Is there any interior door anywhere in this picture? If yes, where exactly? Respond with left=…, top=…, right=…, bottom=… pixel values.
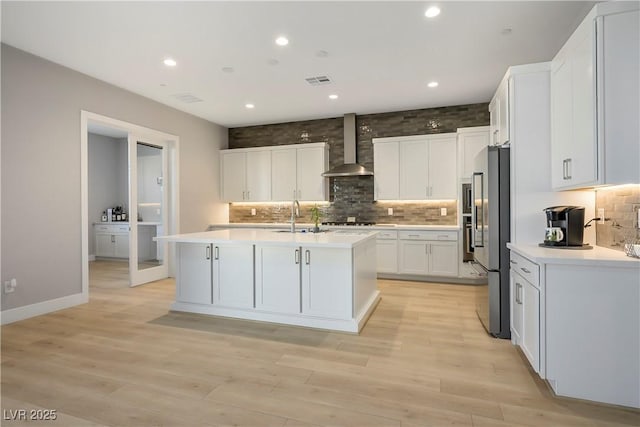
left=128, top=135, right=169, bottom=286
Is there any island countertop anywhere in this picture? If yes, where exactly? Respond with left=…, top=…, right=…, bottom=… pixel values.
left=156, top=228, right=378, bottom=248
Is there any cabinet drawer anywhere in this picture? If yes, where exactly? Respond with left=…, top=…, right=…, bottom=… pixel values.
left=376, top=230, right=398, bottom=240
left=510, top=252, right=539, bottom=288
left=94, top=224, right=129, bottom=233
left=398, top=230, right=457, bottom=241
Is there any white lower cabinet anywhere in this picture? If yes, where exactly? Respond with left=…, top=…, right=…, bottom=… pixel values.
left=376, top=230, right=398, bottom=274
left=255, top=245, right=301, bottom=314
left=176, top=243, right=212, bottom=304
left=398, top=231, right=459, bottom=277
left=509, top=252, right=540, bottom=373
left=301, top=246, right=352, bottom=319
left=212, top=243, right=254, bottom=309
left=94, top=224, right=129, bottom=258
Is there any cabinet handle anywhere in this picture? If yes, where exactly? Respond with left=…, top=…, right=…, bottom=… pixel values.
left=510, top=259, right=518, bottom=265
left=493, top=130, right=499, bottom=145
left=214, top=246, right=219, bottom=260
left=408, top=234, right=420, bottom=238
left=520, top=267, right=531, bottom=274
left=515, top=282, right=521, bottom=304
left=247, top=190, right=251, bottom=200
left=305, top=250, right=310, bottom=265
left=295, top=249, right=300, bottom=264
left=206, top=246, right=211, bottom=260
left=566, top=158, right=572, bottom=180
left=242, top=191, right=246, bottom=200
left=298, top=189, right=302, bottom=199
left=111, top=235, right=115, bottom=243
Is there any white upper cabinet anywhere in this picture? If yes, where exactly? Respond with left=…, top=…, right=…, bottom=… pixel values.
left=373, top=133, right=457, bottom=201
left=220, top=149, right=271, bottom=202
left=373, top=141, right=399, bottom=200
left=489, top=78, right=510, bottom=146
left=221, top=143, right=328, bottom=202
left=457, top=126, right=490, bottom=180
left=551, top=2, right=639, bottom=190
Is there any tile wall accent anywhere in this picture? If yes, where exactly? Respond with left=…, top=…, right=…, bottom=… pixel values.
left=595, top=185, right=640, bottom=251
left=228, top=103, right=488, bottom=225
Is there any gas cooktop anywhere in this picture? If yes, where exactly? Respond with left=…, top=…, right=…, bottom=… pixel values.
left=321, top=221, right=376, bottom=226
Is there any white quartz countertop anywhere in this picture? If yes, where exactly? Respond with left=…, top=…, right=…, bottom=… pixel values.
left=508, top=243, right=640, bottom=268
left=156, top=228, right=378, bottom=248
left=207, top=222, right=460, bottom=231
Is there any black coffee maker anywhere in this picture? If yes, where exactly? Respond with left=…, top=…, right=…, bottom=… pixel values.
left=543, top=206, right=585, bottom=247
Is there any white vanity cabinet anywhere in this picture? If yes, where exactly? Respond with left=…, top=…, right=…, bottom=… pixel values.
left=94, top=224, right=129, bottom=258
left=220, top=149, right=272, bottom=202
left=398, top=231, right=458, bottom=277
left=551, top=2, right=639, bottom=190
left=373, top=133, right=457, bottom=201
left=509, top=252, right=540, bottom=373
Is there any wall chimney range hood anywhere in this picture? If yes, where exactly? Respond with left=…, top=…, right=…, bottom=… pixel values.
left=322, top=113, right=374, bottom=177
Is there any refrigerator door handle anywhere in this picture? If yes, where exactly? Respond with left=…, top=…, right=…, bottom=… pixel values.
left=472, top=172, right=484, bottom=248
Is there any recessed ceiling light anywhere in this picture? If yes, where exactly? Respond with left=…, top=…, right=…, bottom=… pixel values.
left=245, top=103, right=255, bottom=109
left=501, top=27, right=513, bottom=36
left=424, top=6, right=441, bottom=18
left=267, top=58, right=279, bottom=66
left=221, top=66, right=234, bottom=73
left=275, top=36, right=289, bottom=46
left=163, top=58, right=177, bottom=67
left=329, top=94, right=339, bottom=100
left=316, top=50, right=329, bottom=58
left=427, top=81, right=439, bottom=88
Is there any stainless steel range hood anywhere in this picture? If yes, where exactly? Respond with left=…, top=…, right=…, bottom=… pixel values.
left=322, top=113, right=374, bottom=177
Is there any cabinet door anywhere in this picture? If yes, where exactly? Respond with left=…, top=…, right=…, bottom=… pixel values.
left=510, top=270, right=523, bottom=345
left=301, top=247, right=352, bottom=319
left=296, top=146, right=327, bottom=201
left=213, top=243, right=254, bottom=309
left=551, top=56, right=573, bottom=189
left=271, top=148, right=297, bottom=201
left=95, top=233, right=114, bottom=257
left=376, top=240, right=398, bottom=273
left=428, top=135, right=457, bottom=199
left=255, top=245, right=301, bottom=313
left=497, top=80, right=510, bottom=145
left=522, top=280, right=540, bottom=372
left=460, top=130, right=489, bottom=179
left=428, top=241, right=458, bottom=276
left=398, top=240, right=429, bottom=274
left=373, top=142, right=399, bottom=200
left=246, top=150, right=271, bottom=202
left=221, top=151, right=246, bottom=201
left=114, top=233, right=130, bottom=259
left=399, top=140, right=428, bottom=200
left=489, top=98, right=500, bottom=146
left=177, top=243, right=212, bottom=304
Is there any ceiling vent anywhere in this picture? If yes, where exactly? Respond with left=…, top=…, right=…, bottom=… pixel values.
left=305, top=75, right=333, bottom=86
left=171, top=93, right=204, bottom=103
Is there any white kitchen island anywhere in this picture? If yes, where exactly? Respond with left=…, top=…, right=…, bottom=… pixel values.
left=156, top=228, right=379, bottom=333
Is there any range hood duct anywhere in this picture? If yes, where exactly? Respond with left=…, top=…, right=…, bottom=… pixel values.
left=322, top=113, right=374, bottom=177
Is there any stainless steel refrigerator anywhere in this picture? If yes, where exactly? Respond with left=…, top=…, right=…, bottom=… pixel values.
left=472, top=146, right=510, bottom=339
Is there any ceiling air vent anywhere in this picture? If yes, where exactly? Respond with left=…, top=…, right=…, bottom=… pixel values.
left=305, top=75, right=333, bottom=86
left=171, top=93, right=204, bottom=103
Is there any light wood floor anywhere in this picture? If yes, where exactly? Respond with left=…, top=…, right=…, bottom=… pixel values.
left=1, top=262, right=638, bottom=426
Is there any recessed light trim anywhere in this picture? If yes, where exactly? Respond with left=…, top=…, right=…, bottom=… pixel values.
left=329, top=94, right=339, bottom=100
left=427, top=81, right=439, bottom=88
left=245, top=103, right=255, bottom=109
left=163, top=58, right=177, bottom=67
left=425, top=6, right=441, bottom=18
left=275, top=36, right=289, bottom=46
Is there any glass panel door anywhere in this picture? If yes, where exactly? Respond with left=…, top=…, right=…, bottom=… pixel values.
left=128, top=135, right=169, bottom=286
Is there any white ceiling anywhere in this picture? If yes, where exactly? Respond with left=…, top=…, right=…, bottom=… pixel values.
left=1, top=1, right=595, bottom=128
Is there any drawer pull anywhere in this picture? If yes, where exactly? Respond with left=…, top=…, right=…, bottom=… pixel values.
left=408, top=234, right=420, bottom=238
left=510, top=259, right=518, bottom=264
left=520, top=267, right=531, bottom=274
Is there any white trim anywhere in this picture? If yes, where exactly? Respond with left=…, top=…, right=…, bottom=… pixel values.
left=220, top=141, right=327, bottom=154
left=1, top=293, right=87, bottom=325
left=88, top=254, right=96, bottom=262
left=81, top=111, right=180, bottom=297
left=372, top=132, right=458, bottom=145
left=456, top=125, right=490, bottom=134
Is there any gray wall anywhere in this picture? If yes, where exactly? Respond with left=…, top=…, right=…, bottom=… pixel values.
left=87, top=134, right=128, bottom=256
left=1, top=44, right=228, bottom=311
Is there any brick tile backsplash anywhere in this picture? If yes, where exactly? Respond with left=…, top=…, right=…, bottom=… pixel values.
left=228, top=103, right=488, bottom=225
left=595, top=185, right=640, bottom=251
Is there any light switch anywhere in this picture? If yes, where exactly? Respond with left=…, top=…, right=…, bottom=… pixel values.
left=440, top=208, right=447, bottom=216
left=347, top=216, right=356, bottom=223
left=387, top=208, right=393, bottom=216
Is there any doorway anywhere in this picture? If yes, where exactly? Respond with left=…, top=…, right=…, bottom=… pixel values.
left=81, top=111, right=179, bottom=297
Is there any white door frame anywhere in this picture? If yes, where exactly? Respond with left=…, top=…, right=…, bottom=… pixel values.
left=80, top=111, right=180, bottom=297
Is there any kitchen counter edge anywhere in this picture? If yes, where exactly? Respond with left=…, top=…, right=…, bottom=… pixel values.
left=507, top=243, right=640, bottom=268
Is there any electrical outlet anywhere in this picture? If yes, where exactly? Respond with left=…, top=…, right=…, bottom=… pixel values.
left=440, top=207, right=447, bottom=216
left=387, top=208, right=393, bottom=216
left=347, top=216, right=356, bottom=223
left=598, top=208, right=605, bottom=224
left=251, top=208, right=256, bottom=216
left=4, top=278, right=16, bottom=294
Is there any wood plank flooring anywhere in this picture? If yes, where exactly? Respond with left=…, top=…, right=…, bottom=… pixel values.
left=1, top=261, right=638, bottom=426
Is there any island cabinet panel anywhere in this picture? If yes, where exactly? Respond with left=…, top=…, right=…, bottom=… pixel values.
left=301, top=247, right=352, bottom=319
left=255, top=245, right=301, bottom=314
left=212, top=243, right=254, bottom=309
left=177, top=243, right=212, bottom=304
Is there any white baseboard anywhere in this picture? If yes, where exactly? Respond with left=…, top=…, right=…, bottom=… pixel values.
left=88, top=254, right=96, bottom=262
left=1, top=293, right=87, bottom=325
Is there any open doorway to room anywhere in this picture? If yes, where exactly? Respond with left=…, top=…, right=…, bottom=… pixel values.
left=81, top=111, right=179, bottom=296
